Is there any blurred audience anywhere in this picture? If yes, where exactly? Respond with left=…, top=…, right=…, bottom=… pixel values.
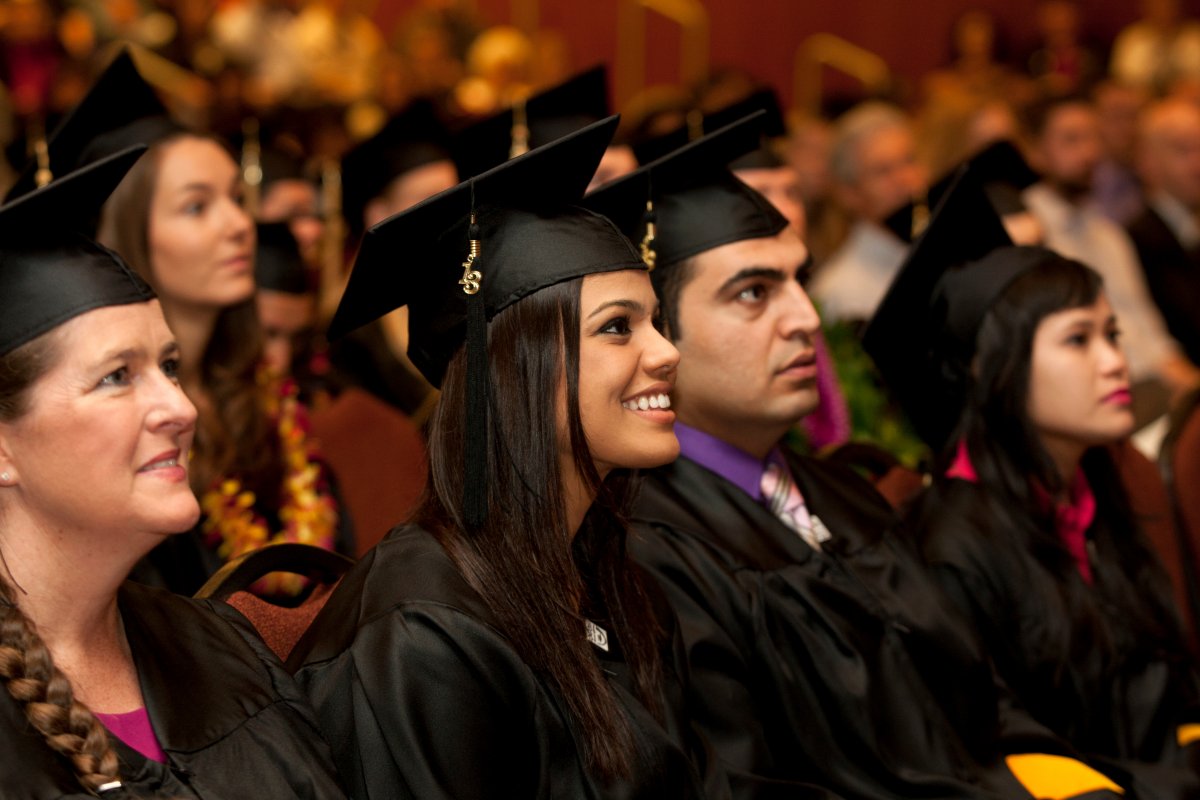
left=810, top=102, right=926, bottom=323
left=1128, top=97, right=1200, bottom=367
left=1092, top=79, right=1150, bottom=225
left=1111, top=0, right=1200, bottom=96
left=1021, top=93, right=1200, bottom=415
left=1025, top=0, right=1102, bottom=97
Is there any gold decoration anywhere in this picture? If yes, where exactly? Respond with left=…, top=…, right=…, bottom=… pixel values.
left=33, top=137, right=52, bottom=188
left=200, top=369, right=339, bottom=596
left=640, top=200, right=657, bottom=270
left=510, top=99, right=530, bottom=159
left=240, top=118, right=262, bottom=216
left=459, top=213, right=483, bottom=295
left=911, top=194, right=930, bottom=239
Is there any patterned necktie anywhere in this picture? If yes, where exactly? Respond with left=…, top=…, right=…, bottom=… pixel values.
left=760, top=461, right=830, bottom=550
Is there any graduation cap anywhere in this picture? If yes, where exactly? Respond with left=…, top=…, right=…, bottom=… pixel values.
left=5, top=49, right=178, bottom=202
left=706, top=88, right=788, bottom=171
left=1, top=146, right=154, bottom=357
left=452, top=65, right=610, bottom=179
left=584, top=111, right=786, bottom=281
left=883, top=139, right=1040, bottom=243
left=862, top=161, right=1047, bottom=453
left=331, top=115, right=640, bottom=526
left=255, top=222, right=311, bottom=295
left=341, top=99, right=455, bottom=237
left=630, top=86, right=788, bottom=167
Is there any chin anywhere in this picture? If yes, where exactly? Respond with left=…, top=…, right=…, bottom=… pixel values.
left=602, top=437, right=681, bottom=472
left=161, top=502, right=202, bottom=533
left=217, top=278, right=258, bottom=307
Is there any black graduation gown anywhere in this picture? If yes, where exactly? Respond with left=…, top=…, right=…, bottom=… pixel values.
left=629, top=453, right=1108, bottom=800
left=0, top=581, right=345, bottom=799
left=913, top=478, right=1200, bottom=799
left=1126, top=207, right=1200, bottom=366
left=287, top=524, right=721, bottom=800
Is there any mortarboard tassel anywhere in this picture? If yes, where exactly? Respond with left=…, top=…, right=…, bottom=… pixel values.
left=639, top=199, right=657, bottom=270
left=33, top=126, right=52, bottom=189
left=461, top=211, right=488, bottom=527
left=510, top=99, right=530, bottom=160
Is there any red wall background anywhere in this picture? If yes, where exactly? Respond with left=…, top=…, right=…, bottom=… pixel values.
left=375, top=0, right=1192, bottom=110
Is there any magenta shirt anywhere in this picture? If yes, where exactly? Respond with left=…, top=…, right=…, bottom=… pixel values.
left=947, top=440, right=1096, bottom=584
left=95, top=708, right=167, bottom=764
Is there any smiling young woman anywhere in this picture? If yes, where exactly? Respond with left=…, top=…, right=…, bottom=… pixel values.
left=287, top=119, right=722, bottom=800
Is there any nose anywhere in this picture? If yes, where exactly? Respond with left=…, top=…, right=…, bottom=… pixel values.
left=226, top=195, right=254, bottom=242
left=644, top=325, right=681, bottom=380
left=779, top=280, right=821, bottom=341
left=1100, top=330, right=1129, bottom=378
left=148, top=372, right=198, bottom=435
left=1099, top=335, right=1128, bottom=376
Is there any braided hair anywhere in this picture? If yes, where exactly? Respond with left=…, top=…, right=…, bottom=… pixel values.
left=0, top=329, right=125, bottom=796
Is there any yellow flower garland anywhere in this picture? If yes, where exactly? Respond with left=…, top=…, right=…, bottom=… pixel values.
left=200, top=370, right=339, bottom=596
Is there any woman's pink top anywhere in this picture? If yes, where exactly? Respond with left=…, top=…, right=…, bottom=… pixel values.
left=95, top=707, right=167, bottom=763
left=946, top=440, right=1096, bottom=584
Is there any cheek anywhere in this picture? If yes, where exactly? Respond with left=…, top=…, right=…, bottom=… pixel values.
left=150, top=222, right=204, bottom=292
left=1027, top=353, right=1083, bottom=428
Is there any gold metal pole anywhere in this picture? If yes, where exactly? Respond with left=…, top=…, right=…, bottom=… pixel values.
left=617, top=0, right=709, bottom=107
left=793, top=33, right=891, bottom=117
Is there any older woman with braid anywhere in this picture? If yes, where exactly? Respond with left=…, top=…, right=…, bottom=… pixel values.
left=0, top=153, right=345, bottom=797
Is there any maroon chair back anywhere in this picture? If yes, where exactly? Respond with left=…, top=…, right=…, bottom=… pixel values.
left=1159, top=389, right=1200, bottom=650
left=310, top=388, right=427, bottom=556
left=195, top=543, right=354, bottom=661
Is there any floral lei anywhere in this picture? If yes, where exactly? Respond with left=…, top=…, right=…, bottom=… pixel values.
left=200, top=368, right=339, bottom=595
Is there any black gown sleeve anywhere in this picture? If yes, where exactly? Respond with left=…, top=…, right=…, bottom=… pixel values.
left=631, top=522, right=847, bottom=799
left=295, top=602, right=552, bottom=800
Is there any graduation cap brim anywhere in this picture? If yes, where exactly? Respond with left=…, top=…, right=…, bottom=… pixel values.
left=631, top=87, right=788, bottom=167
left=0, top=146, right=147, bottom=236
left=704, top=88, right=787, bottom=138
left=884, top=140, right=1040, bottom=243
left=330, top=115, right=632, bottom=356
left=585, top=110, right=787, bottom=268
left=341, top=99, right=455, bottom=229
left=1, top=145, right=154, bottom=356
left=862, top=165, right=1014, bottom=452
left=6, top=49, right=173, bottom=202
left=453, top=65, right=610, bottom=179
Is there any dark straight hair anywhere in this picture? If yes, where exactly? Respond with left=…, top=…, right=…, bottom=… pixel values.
left=952, top=257, right=1185, bottom=679
left=415, top=276, right=665, bottom=782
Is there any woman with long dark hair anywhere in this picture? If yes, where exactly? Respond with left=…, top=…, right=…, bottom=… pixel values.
left=868, top=173, right=1200, bottom=796
left=287, top=119, right=721, bottom=799
left=0, top=151, right=344, bottom=798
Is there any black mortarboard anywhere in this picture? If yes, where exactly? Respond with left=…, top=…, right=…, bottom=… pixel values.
left=706, top=88, right=788, bottom=171
left=255, top=222, right=311, bottom=295
left=341, top=99, right=455, bottom=237
left=1, top=146, right=155, bottom=357
left=584, top=111, right=787, bottom=283
left=331, top=115, right=639, bottom=526
left=452, top=65, right=610, bottom=179
left=862, top=164, right=1028, bottom=452
left=6, top=49, right=179, bottom=202
left=883, top=139, right=1040, bottom=243
left=630, top=86, right=788, bottom=166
